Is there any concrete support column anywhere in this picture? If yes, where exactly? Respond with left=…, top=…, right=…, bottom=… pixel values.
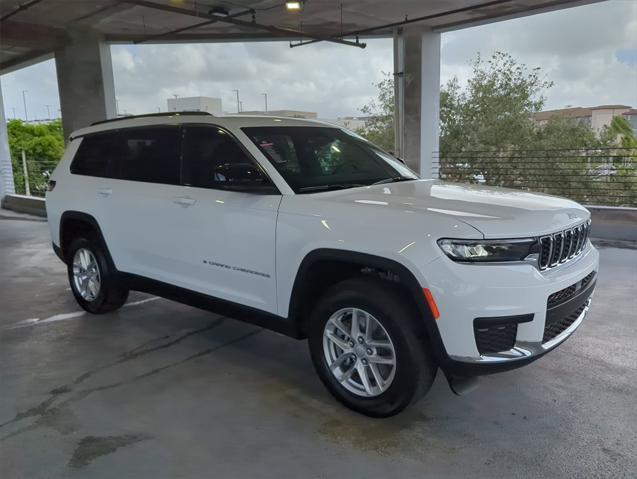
left=0, top=81, right=16, bottom=199
left=393, top=26, right=441, bottom=178
left=55, top=29, right=116, bottom=139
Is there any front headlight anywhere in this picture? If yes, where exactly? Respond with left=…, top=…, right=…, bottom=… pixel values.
left=437, top=238, right=538, bottom=263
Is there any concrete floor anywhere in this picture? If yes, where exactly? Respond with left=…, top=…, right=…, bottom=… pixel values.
left=0, top=211, right=636, bottom=479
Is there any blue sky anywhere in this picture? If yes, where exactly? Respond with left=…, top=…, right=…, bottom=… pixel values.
left=616, top=48, right=637, bottom=66
left=2, top=0, right=636, bottom=120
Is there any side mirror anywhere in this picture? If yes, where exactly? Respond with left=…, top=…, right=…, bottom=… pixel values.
left=213, top=163, right=278, bottom=193
left=214, top=162, right=268, bottom=184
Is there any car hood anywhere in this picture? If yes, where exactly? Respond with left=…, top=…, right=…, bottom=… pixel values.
left=311, top=179, right=590, bottom=238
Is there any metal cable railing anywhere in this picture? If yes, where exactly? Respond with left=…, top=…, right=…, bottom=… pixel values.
left=14, top=148, right=637, bottom=207
left=433, top=147, right=637, bottom=207
left=13, top=155, right=58, bottom=198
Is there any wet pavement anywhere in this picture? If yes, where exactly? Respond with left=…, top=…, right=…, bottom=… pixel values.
left=1, top=211, right=636, bottom=478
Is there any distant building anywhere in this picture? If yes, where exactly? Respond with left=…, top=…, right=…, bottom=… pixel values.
left=167, top=96, right=223, bottom=115
left=532, top=105, right=632, bottom=134
left=321, top=117, right=369, bottom=131
left=238, top=110, right=317, bottom=119
left=622, top=109, right=637, bottom=136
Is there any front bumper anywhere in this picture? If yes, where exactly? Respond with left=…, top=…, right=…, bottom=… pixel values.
left=423, top=242, right=599, bottom=377
left=451, top=276, right=594, bottom=368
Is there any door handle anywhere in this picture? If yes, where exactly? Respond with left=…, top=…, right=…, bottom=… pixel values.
left=173, top=196, right=196, bottom=207
left=98, top=188, right=112, bottom=198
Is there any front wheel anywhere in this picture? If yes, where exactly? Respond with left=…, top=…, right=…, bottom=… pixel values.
left=67, top=236, right=129, bottom=314
left=308, top=278, right=437, bottom=417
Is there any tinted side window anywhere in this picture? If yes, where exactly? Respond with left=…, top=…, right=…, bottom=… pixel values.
left=71, top=127, right=180, bottom=185
left=118, top=127, right=180, bottom=185
left=71, top=132, right=122, bottom=178
left=181, top=126, right=271, bottom=190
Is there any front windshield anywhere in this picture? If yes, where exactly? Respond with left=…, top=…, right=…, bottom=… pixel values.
left=242, top=126, right=418, bottom=193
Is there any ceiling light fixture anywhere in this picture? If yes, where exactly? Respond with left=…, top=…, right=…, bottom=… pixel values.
left=285, top=1, right=302, bottom=12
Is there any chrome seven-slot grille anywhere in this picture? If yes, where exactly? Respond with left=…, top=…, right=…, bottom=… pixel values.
left=539, top=220, right=591, bottom=270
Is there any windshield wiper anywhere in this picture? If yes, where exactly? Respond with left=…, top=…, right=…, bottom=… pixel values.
left=371, top=176, right=413, bottom=185
left=298, top=183, right=366, bottom=193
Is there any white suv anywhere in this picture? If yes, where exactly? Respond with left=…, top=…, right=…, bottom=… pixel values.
left=46, top=112, right=599, bottom=417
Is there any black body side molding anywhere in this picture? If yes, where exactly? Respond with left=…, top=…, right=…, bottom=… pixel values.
left=56, top=211, right=302, bottom=338
left=119, top=273, right=303, bottom=338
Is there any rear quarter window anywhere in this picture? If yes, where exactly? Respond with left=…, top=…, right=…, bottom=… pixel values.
left=70, top=131, right=121, bottom=178
left=70, top=127, right=180, bottom=185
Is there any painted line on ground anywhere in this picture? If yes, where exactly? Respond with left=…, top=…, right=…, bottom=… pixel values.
left=4, top=297, right=161, bottom=330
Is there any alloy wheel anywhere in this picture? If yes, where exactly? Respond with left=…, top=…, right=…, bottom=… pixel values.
left=322, top=307, right=397, bottom=397
left=72, top=248, right=101, bottom=302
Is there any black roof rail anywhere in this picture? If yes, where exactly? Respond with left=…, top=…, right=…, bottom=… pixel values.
left=90, top=111, right=213, bottom=127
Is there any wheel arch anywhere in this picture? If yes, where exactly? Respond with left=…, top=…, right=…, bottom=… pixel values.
left=59, top=211, right=115, bottom=269
left=288, top=249, right=447, bottom=364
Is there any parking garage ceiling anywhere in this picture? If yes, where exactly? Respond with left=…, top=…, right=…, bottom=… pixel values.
left=0, top=0, right=599, bottom=73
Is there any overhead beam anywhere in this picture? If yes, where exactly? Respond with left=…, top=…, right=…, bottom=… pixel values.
left=0, top=20, right=66, bottom=49
left=134, top=8, right=254, bottom=44
left=117, top=0, right=365, bottom=48
left=432, top=0, right=603, bottom=32
left=0, top=50, right=53, bottom=75
left=289, top=0, right=515, bottom=48
left=71, top=2, right=135, bottom=25
left=107, top=32, right=295, bottom=44
left=0, top=0, right=45, bottom=23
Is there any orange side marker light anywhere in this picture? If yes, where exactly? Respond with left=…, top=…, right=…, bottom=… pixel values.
left=423, top=288, right=440, bottom=320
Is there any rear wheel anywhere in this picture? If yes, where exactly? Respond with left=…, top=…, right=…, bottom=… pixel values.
left=308, top=278, right=437, bottom=417
left=67, top=236, right=129, bottom=314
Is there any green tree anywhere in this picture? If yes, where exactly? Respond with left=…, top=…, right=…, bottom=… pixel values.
left=356, top=52, right=635, bottom=205
left=7, top=119, right=64, bottom=196
left=596, top=116, right=637, bottom=206
left=438, top=52, right=559, bottom=187
left=355, top=72, right=395, bottom=151
left=531, top=117, right=599, bottom=150
left=357, top=52, right=558, bottom=155
left=600, top=116, right=637, bottom=148
left=440, top=52, right=552, bottom=153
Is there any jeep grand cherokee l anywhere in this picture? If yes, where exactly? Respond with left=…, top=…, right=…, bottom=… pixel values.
left=46, top=112, right=598, bottom=417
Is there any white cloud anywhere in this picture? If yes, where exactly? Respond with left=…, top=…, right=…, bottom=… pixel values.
left=1, top=0, right=635, bottom=121
left=109, top=39, right=393, bottom=117
left=1, top=60, right=59, bottom=120
left=440, top=0, right=637, bottom=109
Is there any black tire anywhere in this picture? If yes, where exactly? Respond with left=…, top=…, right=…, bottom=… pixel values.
left=308, top=277, right=437, bottom=417
left=66, top=236, right=129, bottom=314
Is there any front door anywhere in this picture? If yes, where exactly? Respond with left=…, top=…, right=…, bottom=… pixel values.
left=169, top=124, right=281, bottom=314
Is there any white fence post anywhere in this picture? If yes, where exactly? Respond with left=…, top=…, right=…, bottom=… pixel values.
left=21, top=150, right=30, bottom=196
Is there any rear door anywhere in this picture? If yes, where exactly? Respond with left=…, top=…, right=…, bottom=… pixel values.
left=66, top=132, right=123, bottom=253
left=171, top=124, right=281, bottom=313
left=98, top=126, right=185, bottom=280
